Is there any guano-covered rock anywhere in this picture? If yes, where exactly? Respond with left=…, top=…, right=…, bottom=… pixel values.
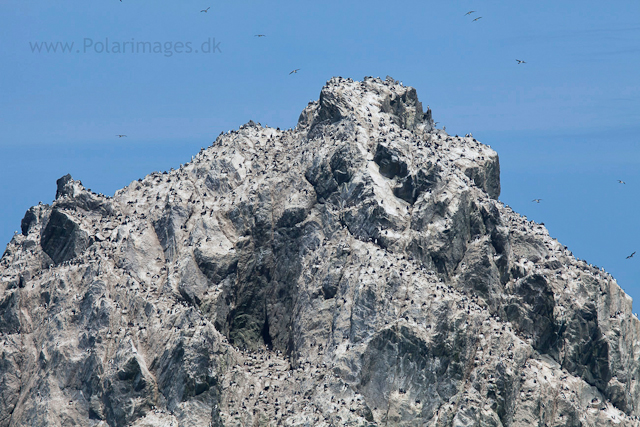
left=1, top=76, right=639, bottom=426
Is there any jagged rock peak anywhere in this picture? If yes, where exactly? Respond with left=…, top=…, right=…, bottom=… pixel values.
left=1, top=76, right=639, bottom=427
left=55, top=173, right=83, bottom=199
left=298, top=75, right=434, bottom=131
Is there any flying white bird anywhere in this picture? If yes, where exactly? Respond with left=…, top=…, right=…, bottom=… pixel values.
left=116, top=135, right=127, bottom=138
left=516, top=59, right=526, bottom=64
left=618, top=180, right=626, bottom=184
left=255, top=34, right=266, bottom=37
left=532, top=199, right=542, bottom=203
left=289, top=69, right=300, bottom=75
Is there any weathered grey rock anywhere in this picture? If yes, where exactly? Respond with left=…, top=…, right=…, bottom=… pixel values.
left=1, top=76, right=639, bottom=426
left=41, top=207, right=94, bottom=266
left=56, top=173, right=115, bottom=216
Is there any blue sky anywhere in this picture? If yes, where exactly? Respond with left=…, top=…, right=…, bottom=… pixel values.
left=1, top=1, right=639, bottom=305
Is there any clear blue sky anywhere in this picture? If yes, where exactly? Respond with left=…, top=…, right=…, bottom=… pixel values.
left=1, top=1, right=639, bottom=305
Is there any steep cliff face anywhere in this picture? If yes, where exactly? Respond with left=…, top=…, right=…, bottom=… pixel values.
left=1, top=76, right=639, bottom=426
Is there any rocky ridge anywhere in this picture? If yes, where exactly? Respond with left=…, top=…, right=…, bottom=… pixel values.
left=1, top=76, right=640, bottom=426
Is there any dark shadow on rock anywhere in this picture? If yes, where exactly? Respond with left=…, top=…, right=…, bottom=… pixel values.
left=41, top=208, right=93, bottom=266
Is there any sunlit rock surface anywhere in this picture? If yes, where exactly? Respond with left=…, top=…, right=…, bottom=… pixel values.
left=1, top=76, right=639, bottom=426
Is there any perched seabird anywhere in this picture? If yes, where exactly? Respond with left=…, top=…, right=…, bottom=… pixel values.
left=532, top=199, right=542, bottom=203
left=116, top=135, right=127, bottom=138
left=627, top=251, right=636, bottom=259
left=289, top=69, right=300, bottom=75
left=473, top=17, right=482, bottom=21
left=516, top=59, right=526, bottom=64
left=200, top=7, right=210, bottom=13
left=465, top=11, right=476, bottom=16
left=618, top=180, right=626, bottom=184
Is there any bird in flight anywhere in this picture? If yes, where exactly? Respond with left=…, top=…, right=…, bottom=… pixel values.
left=116, top=135, right=127, bottom=138
left=289, top=69, right=300, bottom=75
left=200, top=7, right=210, bottom=13
left=465, top=11, right=476, bottom=16
left=532, top=199, right=542, bottom=203
left=627, top=251, right=636, bottom=259
left=516, top=59, right=526, bottom=64
left=255, top=34, right=266, bottom=37
left=618, top=180, right=626, bottom=184
left=473, top=17, right=482, bottom=22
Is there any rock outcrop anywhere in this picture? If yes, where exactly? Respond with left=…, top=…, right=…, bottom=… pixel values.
left=1, top=76, right=639, bottom=426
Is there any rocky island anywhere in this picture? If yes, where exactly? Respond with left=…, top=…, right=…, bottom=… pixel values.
left=1, top=76, right=638, bottom=426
